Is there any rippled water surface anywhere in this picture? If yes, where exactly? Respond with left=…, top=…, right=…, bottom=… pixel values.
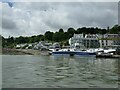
left=2, top=55, right=119, bottom=88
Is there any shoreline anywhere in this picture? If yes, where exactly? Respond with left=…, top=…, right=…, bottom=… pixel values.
left=1, top=48, right=120, bottom=58
left=1, top=48, right=43, bottom=55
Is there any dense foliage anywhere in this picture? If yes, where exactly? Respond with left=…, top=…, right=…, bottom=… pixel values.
left=1, top=25, right=120, bottom=48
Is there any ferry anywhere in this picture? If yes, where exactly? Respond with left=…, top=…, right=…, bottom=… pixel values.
left=50, top=48, right=96, bottom=56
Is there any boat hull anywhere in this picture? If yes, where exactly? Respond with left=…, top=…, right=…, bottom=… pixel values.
left=52, top=51, right=96, bottom=56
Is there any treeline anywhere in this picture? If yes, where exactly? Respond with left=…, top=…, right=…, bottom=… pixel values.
left=1, top=25, right=120, bottom=48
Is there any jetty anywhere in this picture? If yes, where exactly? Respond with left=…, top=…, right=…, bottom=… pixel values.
left=96, top=54, right=120, bottom=58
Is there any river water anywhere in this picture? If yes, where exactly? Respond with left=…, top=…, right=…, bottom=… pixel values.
left=2, top=55, right=119, bottom=88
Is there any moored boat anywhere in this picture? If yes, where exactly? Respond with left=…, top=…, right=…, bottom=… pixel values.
left=51, top=48, right=96, bottom=56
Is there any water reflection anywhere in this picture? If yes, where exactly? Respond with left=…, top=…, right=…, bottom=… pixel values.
left=2, top=55, right=119, bottom=88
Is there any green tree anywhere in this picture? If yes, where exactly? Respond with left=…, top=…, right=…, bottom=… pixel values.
left=15, top=36, right=26, bottom=44
left=101, top=29, right=107, bottom=34
left=44, top=31, right=54, bottom=41
left=59, top=28, right=64, bottom=33
left=67, top=28, right=75, bottom=38
left=41, top=35, right=45, bottom=41
left=109, top=25, right=120, bottom=34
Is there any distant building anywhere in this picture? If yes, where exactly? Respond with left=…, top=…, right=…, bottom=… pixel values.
left=16, top=43, right=27, bottom=49
left=69, top=34, right=120, bottom=49
left=98, top=34, right=120, bottom=48
left=69, top=34, right=100, bottom=48
left=53, top=42, right=60, bottom=48
left=16, top=45, right=21, bottom=48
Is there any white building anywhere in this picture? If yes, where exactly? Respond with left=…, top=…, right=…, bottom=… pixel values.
left=16, top=43, right=27, bottom=49
left=97, top=34, right=120, bottom=48
left=69, top=34, right=100, bottom=48
left=69, top=34, right=120, bottom=49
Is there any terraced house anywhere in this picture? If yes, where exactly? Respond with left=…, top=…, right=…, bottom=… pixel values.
left=69, top=34, right=120, bottom=49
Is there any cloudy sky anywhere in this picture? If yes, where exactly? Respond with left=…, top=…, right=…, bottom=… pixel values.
left=1, top=2, right=118, bottom=37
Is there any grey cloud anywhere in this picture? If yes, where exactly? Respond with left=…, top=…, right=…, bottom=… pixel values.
left=2, top=17, right=17, bottom=30
left=1, top=2, right=118, bottom=37
left=62, top=2, right=118, bottom=28
left=40, top=2, right=118, bottom=30
left=42, top=11, right=71, bottom=29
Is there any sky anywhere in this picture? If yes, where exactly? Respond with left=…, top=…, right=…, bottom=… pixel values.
left=1, top=1, right=119, bottom=37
